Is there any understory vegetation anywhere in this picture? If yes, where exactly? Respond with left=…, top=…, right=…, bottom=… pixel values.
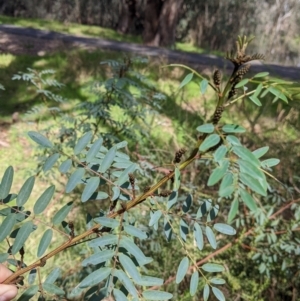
left=0, top=28, right=300, bottom=301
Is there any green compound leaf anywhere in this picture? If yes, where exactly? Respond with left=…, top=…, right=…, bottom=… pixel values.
left=249, top=95, right=262, bottom=106
left=119, top=253, right=141, bottom=282
left=94, top=217, right=120, bottom=229
left=52, top=201, right=73, bottom=225
left=200, top=79, right=209, bottom=94
left=228, top=198, right=239, bottom=223
left=199, top=134, right=221, bottom=152
left=142, top=290, right=173, bottom=300
left=253, top=72, right=269, bottom=78
left=17, top=176, right=35, bottom=207
left=190, top=271, right=199, bottom=296
left=43, top=153, right=60, bottom=172
left=12, top=221, right=34, bottom=255
left=59, top=159, right=72, bottom=174
left=269, top=87, right=288, bottom=103
left=235, top=78, right=249, bottom=88
left=205, top=226, right=217, bottom=249
left=79, top=267, right=111, bottom=288
left=81, top=177, right=100, bottom=202
left=237, top=159, right=266, bottom=181
left=239, top=189, right=257, bottom=211
left=196, top=123, right=214, bottom=133
left=261, top=158, right=280, bottom=168
left=203, top=284, right=210, bottom=301
left=42, top=283, right=65, bottom=296
left=213, top=223, right=236, bottom=235
left=0, top=214, right=16, bottom=242
left=86, top=137, right=103, bottom=162
left=34, top=185, right=55, bottom=215
left=194, top=222, right=204, bottom=250
left=28, top=131, right=53, bottom=148
left=113, top=269, right=138, bottom=298
left=123, top=225, right=147, bottom=239
left=0, top=166, right=14, bottom=199
left=176, top=256, right=189, bottom=284
left=202, top=263, right=224, bottom=272
left=233, top=145, right=260, bottom=166
left=212, top=286, right=225, bottom=301
left=210, top=278, right=226, bottom=285
left=82, top=250, right=114, bottom=267
left=179, top=72, right=193, bottom=89
left=252, top=146, right=269, bottom=158
left=239, top=173, right=267, bottom=196
left=99, top=146, right=117, bottom=173
left=222, top=124, right=246, bottom=133
left=113, top=288, right=128, bottom=301
left=66, top=168, right=85, bottom=193
left=207, top=161, right=229, bottom=186
left=74, top=131, right=93, bottom=155
left=37, top=229, right=53, bottom=257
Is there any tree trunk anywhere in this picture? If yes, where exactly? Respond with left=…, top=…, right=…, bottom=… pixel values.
left=143, top=0, right=183, bottom=47
left=117, top=0, right=136, bottom=34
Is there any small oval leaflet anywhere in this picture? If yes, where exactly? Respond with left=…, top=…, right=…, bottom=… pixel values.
left=179, top=72, right=193, bottom=89
left=28, top=131, right=53, bottom=148
left=199, top=134, right=221, bottom=152
left=99, top=145, right=117, bottom=173
left=205, top=225, right=217, bottom=249
left=261, top=158, right=280, bottom=168
left=252, top=146, right=269, bottom=159
left=86, top=137, right=103, bottom=162
left=113, top=288, right=128, bottom=301
left=81, top=177, right=100, bottom=202
left=136, top=276, right=164, bottom=287
left=210, top=278, right=226, bottom=285
left=190, top=271, right=199, bottom=296
left=239, top=173, right=267, bottom=196
left=142, top=290, right=173, bottom=301
left=203, top=283, right=210, bottom=301
left=222, top=124, right=246, bottom=133
left=59, top=159, right=72, bottom=174
left=249, top=95, right=262, bottom=106
left=113, top=269, right=138, bottom=298
left=79, top=267, right=111, bottom=288
left=227, top=197, right=239, bottom=223
left=235, top=78, right=249, bottom=88
left=202, top=263, right=224, bottom=273
left=0, top=166, right=14, bottom=199
left=17, top=176, right=35, bottom=207
left=37, top=229, right=53, bottom=257
left=239, top=188, right=257, bottom=211
left=66, top=168, right=85, bottom=193
left=42, top=283, right=65, bottom=296
left=34, top=185, right=55, bottom=215
left=200, top=78, right=209, bottom=94
left=94, top=217, right=119, bottom=229
left=207, top=161, right=229, bottom=186
left=123, top=225, right=147, bottom=239
left=149, top=210, right=162, bottom=227
left=74, top=131, right=93, bottom=155
left=119, top=253, right=141, bottom=282
left=176, top=256, right=189, bottom=284
left=45, top=268, right=61, bottom=284
left=0, top=214, right=16, bottom=242
left=12, top=221, right=34, bottom=255
left=43, top=153, right=60, bottom=172
left=253, top=72, right=269, bottom=78
left=82, top=250, right=114, bottom=266
left=212, top=286, right=225, bottom=301
left=89, top=234, right=118, bottom=248
left=194, top=223, right=204, bottom=250
left=52, top=201, right=73, bottom=225
left=196, top=123, right=214, bottom=133
left=213, top=223, right=236, bottom=235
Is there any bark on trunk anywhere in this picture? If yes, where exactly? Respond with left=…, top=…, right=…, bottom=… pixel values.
left=143, top=0, right=183, bottom=47
left=117, top=0, right=136, bottom=34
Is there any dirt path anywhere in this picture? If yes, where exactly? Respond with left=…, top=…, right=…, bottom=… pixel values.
left=0, top=24, right=299, bottom=81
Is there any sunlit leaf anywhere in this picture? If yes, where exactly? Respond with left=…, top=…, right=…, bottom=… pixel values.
left=142, top=290, right=173, bottom=300
left=124, top=225, right=147, bottom=239
left=200, top=79, right=209, bottom=94
left=212, top=286, right=225, bottom=301
left=239, top=189, right=257, bottom=211
left=203, top=284, right=210, bottom=301
left=269, top=87, right=288, bottom=103
left=59, top=159, right=72, bottom=174
left=214, top=145, right=227, bottom=162
left=52, top=201, right=73, bottom=225
left=190, top=271, right=199, bottom=296
left=119, top=253, right=141, bottom=282
left=86, top=137, right=103, bottom=162
left=239, top=173, right=267, bottom=196
left=196, top=123, right=214, bottom=133
left=253, top=72, right=269, bottom=78
left=0, top=214, right=16, bottom=242
left=214, top=223, right=236, bottom=235
left=12, top=221, right=34, bottom=255
left=194, top=223, right=204, bottom=250
left=66, top=168, right=85, bottom=193
left=199, top=134, right=220, bottom=152
left=222, top=124, right=246, bottom=133
left=81, top=177, right=100, bottom=202
left=74, top=131, right=93, bottom=155
left=210, top=278, right=226, bottom=285
left=261, top=158, right=280, bottom=168
left=34, top=185, right=55, bottom=215
left=113, top=288, right=128, bottom=301
left=253, top=83, right=264, bottom=97
left=94, top=216, right=120, bottom=229
left=28, top=131, right=53, bottom=148
left=89, top=234, right=118, bottom=248
left=207, top=161, right=229, bottom=186
left=82, top=250, right=114, bottom=266
left=226, top=135, right=241, bottom=146
left=136, top=276, right=164, bottom=287
left=113, top=269, right=138, bottom=298
left=17, top=176, right=35, bottom=206
left=235, top=79, right=249, bottom=88
left=176, top=257, right=189, bottom=284
left=149, top=210, right=162, bottom=226
left=249, top=95, right=262, bottom=106
left=37, top=229, right=53, bottom=257
left=99, top=146, right=117, bottom=173
left=0, top=166, right=14, bottom=199
left=179, top=73, right=193, bottom=89
left=252, top=146, right=269, bottom=158
left=233, top=146, right=260, bottom=166
left=205, top=226, right=217, bottom=249
left=228, top=198, right=239, bottom=223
